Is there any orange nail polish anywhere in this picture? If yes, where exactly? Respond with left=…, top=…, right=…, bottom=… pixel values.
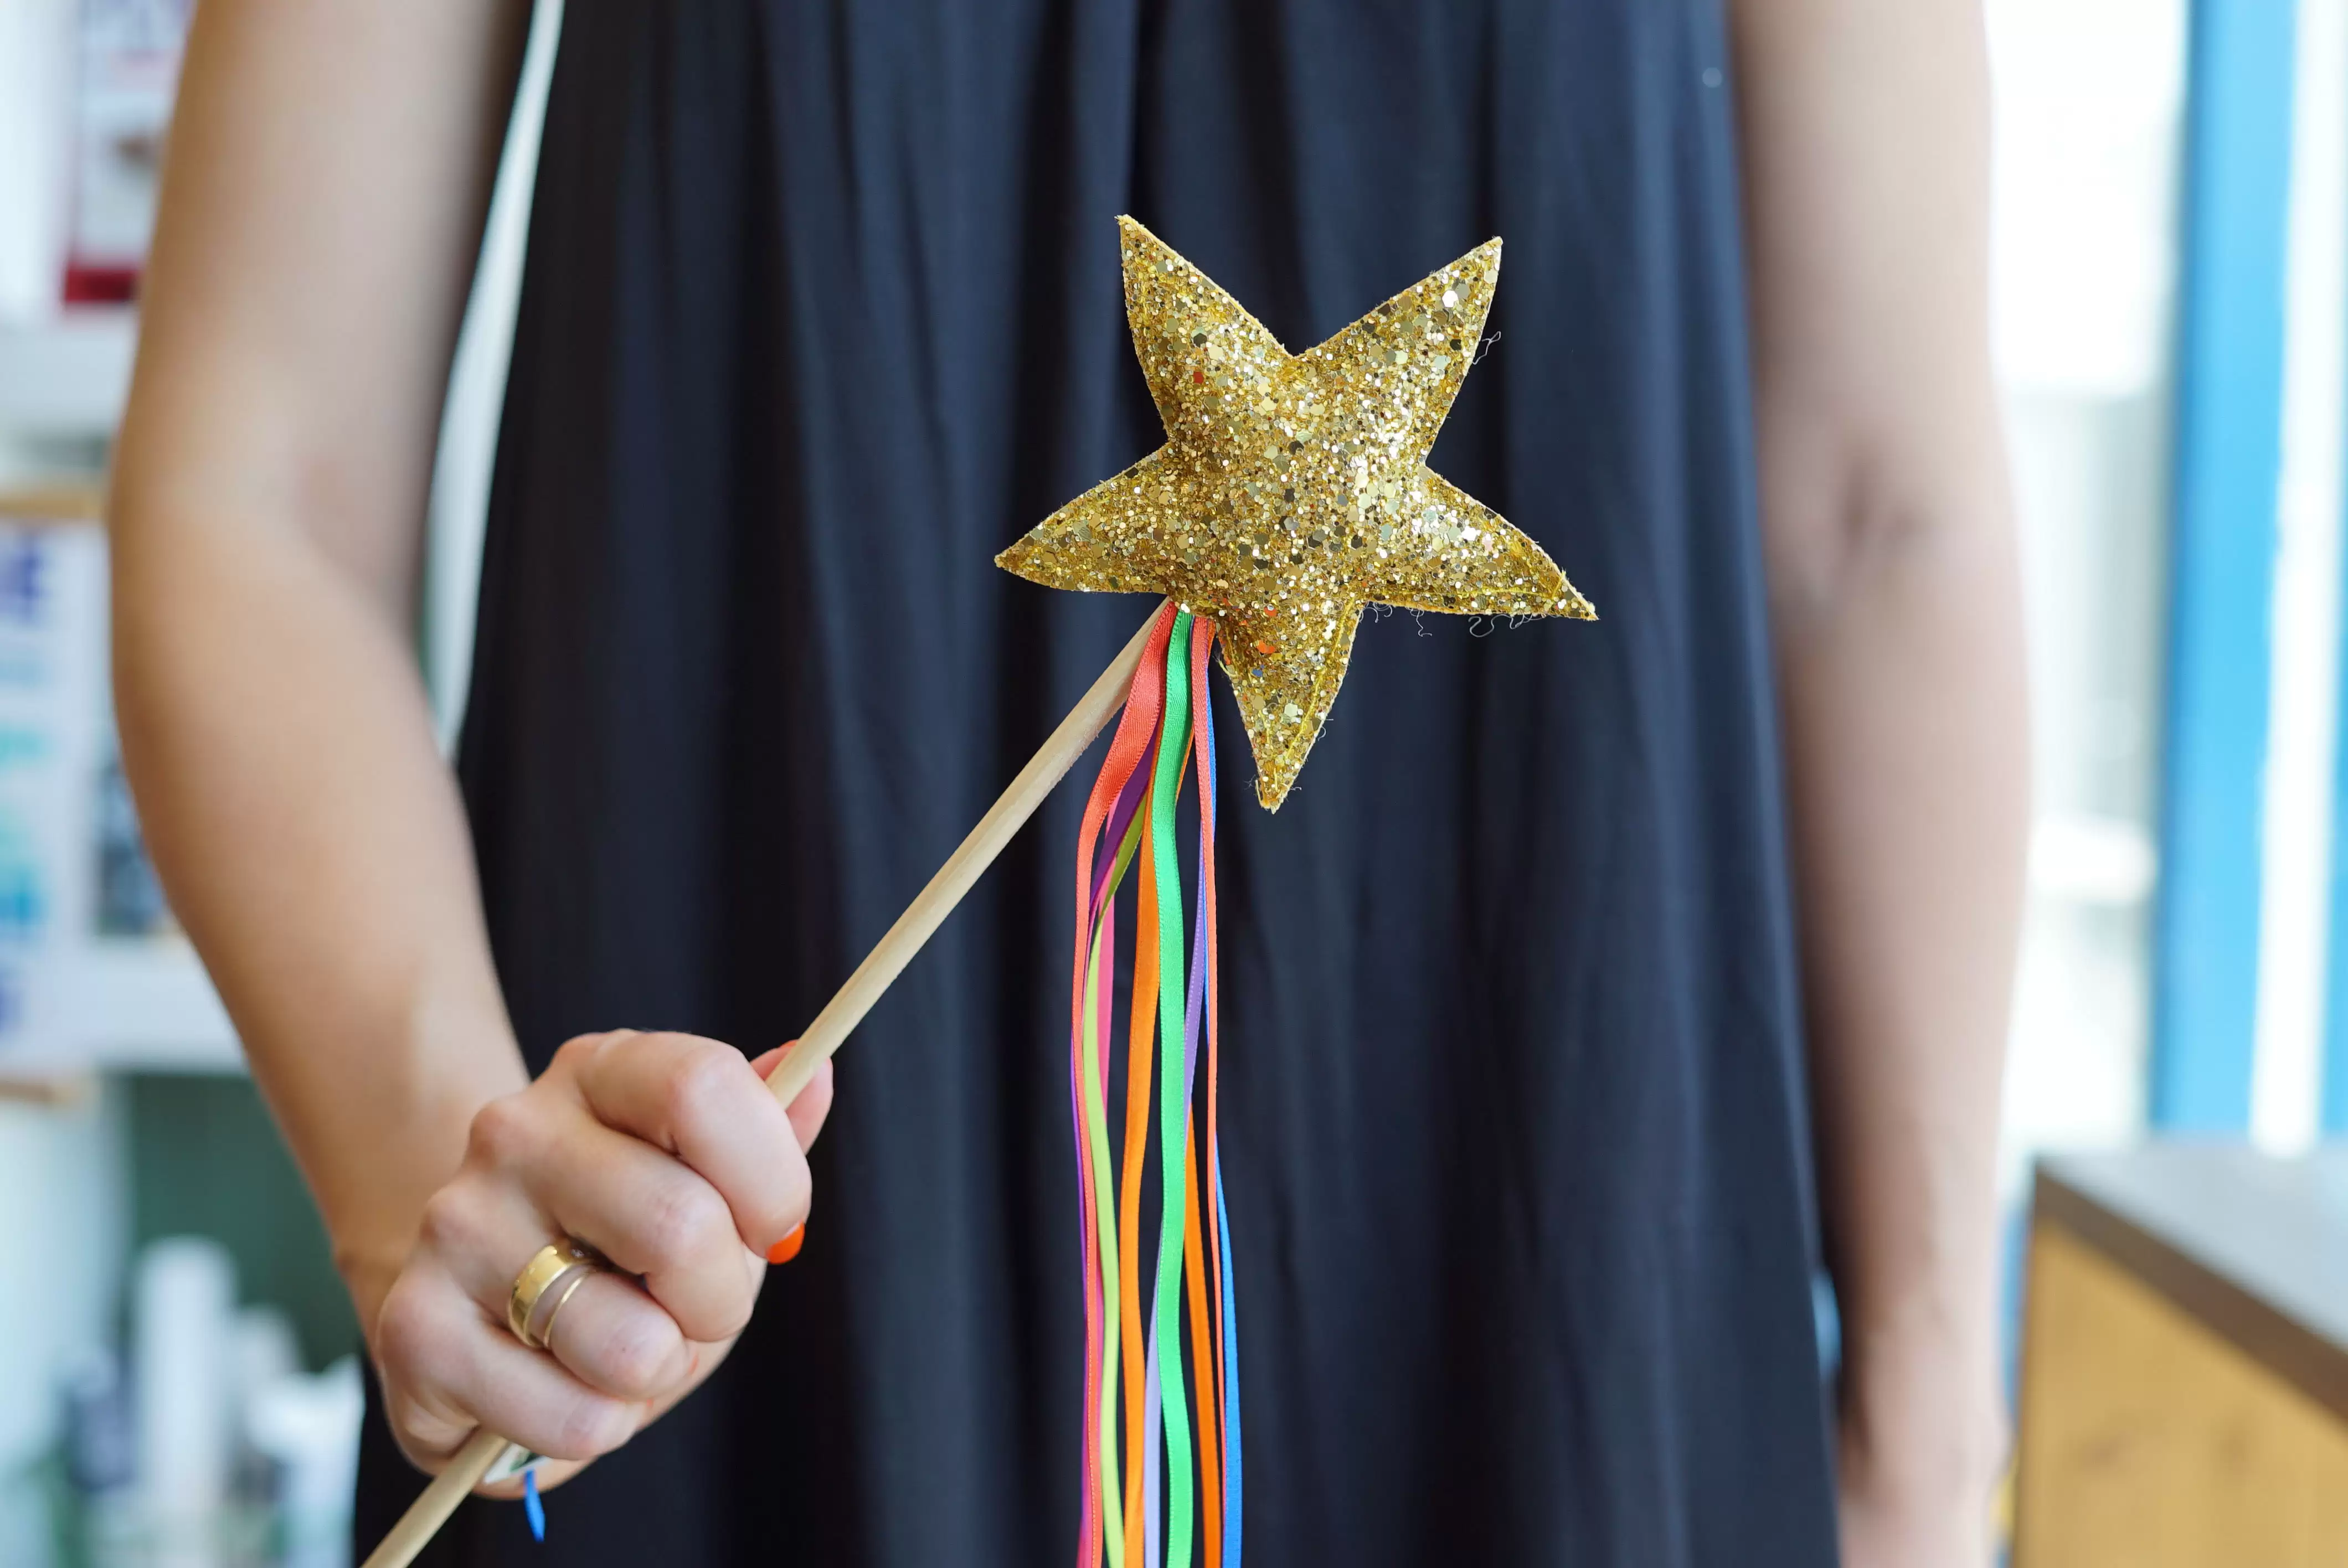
left=754, top=1039, right=800, bottom=1081
left=767, top=1224, right=806, bottom=1265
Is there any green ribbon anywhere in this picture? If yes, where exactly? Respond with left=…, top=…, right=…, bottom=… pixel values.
left=1082, top=803, right=1147, bottom=1564
left=1149, top=611, right=1197, bottom=1565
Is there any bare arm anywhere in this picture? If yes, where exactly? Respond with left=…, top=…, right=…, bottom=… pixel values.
left=114, top=0, right=531, bottom=1338
left=1729, top=0, right=2026, bottom=1561
left=113, top=0, right=827, bottom=1488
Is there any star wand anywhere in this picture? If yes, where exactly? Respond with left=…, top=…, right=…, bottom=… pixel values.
left=361, top=216, right=1590, bottom=1568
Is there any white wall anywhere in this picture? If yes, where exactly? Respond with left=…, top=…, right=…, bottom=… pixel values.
left=0, top=0, right=74, bottom=323
left=1989, top=0, right=2186, bottom=1187
left=1992, top=0, right=2348, bottom=1172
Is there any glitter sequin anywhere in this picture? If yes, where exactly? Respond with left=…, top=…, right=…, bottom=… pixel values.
left=997, top=216, right=1597, bottom=809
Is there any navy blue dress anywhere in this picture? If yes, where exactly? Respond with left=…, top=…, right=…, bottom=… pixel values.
left=356, top=0, right=1839, bottom=1561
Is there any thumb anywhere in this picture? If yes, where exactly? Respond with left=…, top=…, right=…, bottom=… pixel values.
left=749, top=1042, right=835, bottom=1153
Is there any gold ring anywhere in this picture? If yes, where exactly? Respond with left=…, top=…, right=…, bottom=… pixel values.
left=507, top=1239, right=606, bottom=1349
left=534, top=1263, right=597, bottom=1352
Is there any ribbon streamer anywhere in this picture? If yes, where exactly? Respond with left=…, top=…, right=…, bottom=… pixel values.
left=1068, top=607, right=1237, bottom=1567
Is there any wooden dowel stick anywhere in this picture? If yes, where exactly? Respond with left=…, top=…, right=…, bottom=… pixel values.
left=764, top=598, right=1169, bottom=1106
left=358, top=600, right=1170, bottom=1568
left=359, top=1428, right=511, bottom=1568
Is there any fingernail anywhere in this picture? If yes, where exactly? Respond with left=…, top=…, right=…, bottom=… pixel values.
left=751, top=1040, right=799, bottom=1082
left=767, top=1224, right=807, bottom=1265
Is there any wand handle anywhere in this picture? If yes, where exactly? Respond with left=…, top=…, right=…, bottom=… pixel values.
left=765, top=599, right=1170, bottom=1106
left=359, top=1427, right=509, bottom=1568
left=358, top=601, right=1170, bottom=1568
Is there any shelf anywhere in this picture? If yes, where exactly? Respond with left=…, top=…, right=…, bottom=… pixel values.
left=71, top=938, right=241, bottom=1072
left=0, top=939, right=243, bottom=1076
left=0, top=309, right=137, bottom=441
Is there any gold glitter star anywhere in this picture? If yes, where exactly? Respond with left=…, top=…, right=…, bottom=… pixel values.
left=998, top=217, right=1595, bottom=809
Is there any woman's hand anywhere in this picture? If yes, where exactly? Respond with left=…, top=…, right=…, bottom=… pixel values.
left=364, top=1029, right=834, bottom=1490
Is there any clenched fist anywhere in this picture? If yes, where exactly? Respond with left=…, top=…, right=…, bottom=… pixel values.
left=367, top=1030, right=833, bottom=1490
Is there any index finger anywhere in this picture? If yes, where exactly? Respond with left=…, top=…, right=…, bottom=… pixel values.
left=567, top=1031, right=811, bottom=1256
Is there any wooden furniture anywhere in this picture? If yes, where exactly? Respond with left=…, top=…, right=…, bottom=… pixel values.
left=0, top=481, right=102, bottom=521
left=2016, top=1146, right=2348, bottom=1566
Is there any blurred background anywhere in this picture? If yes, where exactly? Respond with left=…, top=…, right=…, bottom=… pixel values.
left=0, top=0, right=2340, bottom=1563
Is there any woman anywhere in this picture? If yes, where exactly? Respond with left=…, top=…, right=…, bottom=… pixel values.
left=111, top=0, right=2024, bottom=1563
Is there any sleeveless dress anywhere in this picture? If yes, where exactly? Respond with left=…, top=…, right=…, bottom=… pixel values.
left=354, top=0, right=1839, bottom=1561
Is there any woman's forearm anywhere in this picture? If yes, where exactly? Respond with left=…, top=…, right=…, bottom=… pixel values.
left=110, top=0, right=532, bottom=1325
left=1732, top=0, right=2028, bottom=1520
left=112, top=488, right=526, bottom=1309
left=1772, top=508, right=2026, bottom=1484
left=108, top=28, right=838, bottom=1490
